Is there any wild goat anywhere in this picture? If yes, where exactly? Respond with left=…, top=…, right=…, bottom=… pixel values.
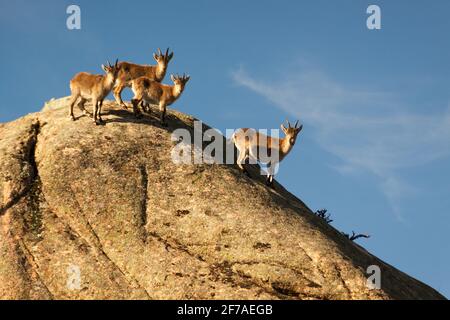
left=113, top=48, right=173, bottom=108
left=69, top=59, right=119, bottom=125
left=232, top=120, right=303, bottom=187
left=131, top=74, right=190, bottom=126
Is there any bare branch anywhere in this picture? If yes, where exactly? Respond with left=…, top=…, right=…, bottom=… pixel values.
left=342, top=231, right=371, bottom=241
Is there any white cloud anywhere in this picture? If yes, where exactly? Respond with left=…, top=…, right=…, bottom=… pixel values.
left=231, top=66, right=450, bottom=221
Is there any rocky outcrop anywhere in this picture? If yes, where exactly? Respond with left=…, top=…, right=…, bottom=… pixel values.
left=0, top=97, right=445, bottom=299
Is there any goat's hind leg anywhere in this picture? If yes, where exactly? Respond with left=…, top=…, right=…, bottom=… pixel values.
left=237, top=150, right=250, bottom=177
left=131, top=98, right=143, bottom=119
left=68, top=94, right=79, bottom=121
left=140, top=100, right=151, bottom=114
left=77, top=98, right=90, bottom=116
left=113, top=82, right=128, bottom=109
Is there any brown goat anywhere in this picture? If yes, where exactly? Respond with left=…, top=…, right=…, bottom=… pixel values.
left=232, top=120, right=303, bottom=187
left=113, top=48, right=173, bottom=108
left=69, top=59, right=119, bottom=125
left=131, top=74, right=190, bottom=126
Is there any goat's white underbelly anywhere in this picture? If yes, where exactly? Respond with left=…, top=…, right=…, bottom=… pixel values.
left=249, top=146, right=280, bottom=164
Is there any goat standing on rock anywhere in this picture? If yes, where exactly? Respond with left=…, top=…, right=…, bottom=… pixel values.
left=68, top=59, right=119, bottom=125
left=131, top=74, right=190, bottom=126
left=232, top=120, right=303, bottom=187
left=113, top=48, right=173, bottom=109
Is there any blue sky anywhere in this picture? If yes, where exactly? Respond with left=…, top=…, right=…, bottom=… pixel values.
left=0, top=0, right=449, bottom=297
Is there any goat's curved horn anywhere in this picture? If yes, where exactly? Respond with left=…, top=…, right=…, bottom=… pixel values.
left=107, top=60, right=112, bottom=67
left=165, top=47, right=169, bottom=57
left=294, top=120, right=299, bottom=128
left=157, top=48, right=162, bottom=56
left=115, top=59, right=118, bottom=67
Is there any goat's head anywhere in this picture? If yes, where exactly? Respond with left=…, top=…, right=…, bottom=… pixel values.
left=170, top=73, right=190, bottom=91
left=153, top=48, right=174, bottom=69
left=101, top=59, right=119, bottom=79
left=281, top=120, right=303, bottom=145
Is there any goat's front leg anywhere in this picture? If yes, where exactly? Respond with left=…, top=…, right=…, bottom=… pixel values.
left=266, top=162, right=276, bottom=188
left=266, top=175, right=274, bottom=187
left=159, top=102, right=168, bottom=127
left=97, top=100, right=104, bottom=123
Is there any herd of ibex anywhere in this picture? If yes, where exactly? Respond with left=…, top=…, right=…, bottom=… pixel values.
left=69, top=48, right=185, bottom=126
left=68, top=48, right=302, bottom=187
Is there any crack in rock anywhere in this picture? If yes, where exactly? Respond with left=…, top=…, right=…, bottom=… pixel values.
left=1, top=120, right=41, bottom=216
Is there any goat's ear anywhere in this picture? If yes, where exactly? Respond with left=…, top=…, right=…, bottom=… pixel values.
left=170, top=74, right=176, bottom=82
left=168, top=52, right=174, bottom=61
left=153, top=53, right=158, bottom=61
left=101, top=64, right=108, bottom=72
left=280, top=124, right=287, bottom=133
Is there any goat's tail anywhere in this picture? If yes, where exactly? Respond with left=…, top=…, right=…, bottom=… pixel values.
left=230, top=130, right=239, bottom=145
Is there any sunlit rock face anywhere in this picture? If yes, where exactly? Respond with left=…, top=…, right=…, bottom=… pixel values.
left=0, top=97, right=445, bottom=300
